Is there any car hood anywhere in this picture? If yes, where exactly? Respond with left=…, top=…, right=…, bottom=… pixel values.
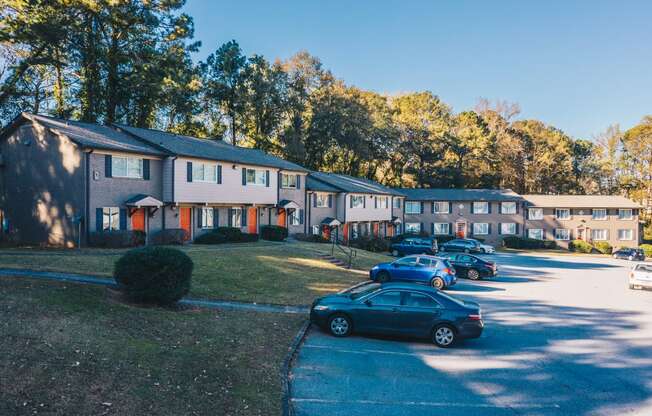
left=374, top=262, right=393, bottom=269
left=313, top=293, right=354, bottom=306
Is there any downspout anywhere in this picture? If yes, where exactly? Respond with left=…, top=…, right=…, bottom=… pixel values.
left=305, top=189, right=309, bottom=234
left=84, top=149, right=93, bottom=247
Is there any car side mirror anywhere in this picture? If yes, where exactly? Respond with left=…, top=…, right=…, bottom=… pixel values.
left=364, top=299, right=372, bottom=307
left=392, top=263, right=399, bottom=268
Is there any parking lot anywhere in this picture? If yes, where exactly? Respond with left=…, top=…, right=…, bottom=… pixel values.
left=290, top=252, right=652, bottom=416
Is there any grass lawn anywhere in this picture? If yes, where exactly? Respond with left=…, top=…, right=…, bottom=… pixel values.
left=0, top=278, right=303, bottom=416
left=0, top=241, right=391, bottom=305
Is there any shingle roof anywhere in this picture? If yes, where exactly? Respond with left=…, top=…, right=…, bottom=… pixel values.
left=522, top=194, right=642, bottom=209
left=399, top=188, right=522, bottom=201
left=114, top=124, right=308, bottom=172
left=306, top=175, right=340, bottom=192
left=307, top=172, right=405, bottom=196
left=15, top=113, right=167, bottom=156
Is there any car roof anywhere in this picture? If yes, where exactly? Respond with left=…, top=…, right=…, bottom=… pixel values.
left=377, top=282, right=440, bottom=293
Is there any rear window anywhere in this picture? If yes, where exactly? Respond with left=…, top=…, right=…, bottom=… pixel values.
left=634, top=264, right=652, bottom=273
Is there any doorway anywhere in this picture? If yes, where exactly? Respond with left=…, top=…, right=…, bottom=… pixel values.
left=248, top=207, right=258, bottom=234
left=180, top=207, right=191, bottom=240
left=131, top=208, right=145, bottom=232
left=455, top=221, right=467, bottom=238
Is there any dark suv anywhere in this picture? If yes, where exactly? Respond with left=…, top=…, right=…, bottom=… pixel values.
left=439, top=238, right=482, bottom=253
left=390, top=237, right=438, bottom=257
left=612, top=248, right=645, bottom=261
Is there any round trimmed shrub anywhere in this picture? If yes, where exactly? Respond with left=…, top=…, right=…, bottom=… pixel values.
left=260, top=225, right=288, bottom=241
left=593, top=241, right=612, bottom=254
left=640, top=244, right=652, bottom=258
left=114, top=246, right=193, bottom=305
left=194, top=231, right=228, bottom=244
left=569, top=239, right=593, bottom=253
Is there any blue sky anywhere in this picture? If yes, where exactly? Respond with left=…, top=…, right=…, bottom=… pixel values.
left=183, top=0, right=651, bottom=139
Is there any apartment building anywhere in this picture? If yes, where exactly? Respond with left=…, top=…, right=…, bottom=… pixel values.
left=522, top=195, right=642, bottom=249
left=305, top=172, right=405, bottom=241
left=398, top=188, right=525, bottom=245
left=0, top=113, right=307, bottom=247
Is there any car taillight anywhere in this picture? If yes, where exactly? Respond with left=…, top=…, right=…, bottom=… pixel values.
left=468, top=314, right=482, bottom=321
left=629, top=272, right=634, bottom=278
left=444, top=267, right=455, bottom=275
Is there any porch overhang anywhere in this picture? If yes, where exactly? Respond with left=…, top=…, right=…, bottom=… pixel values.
left=124, top=194, right=164, bottom=208
left=391, top=216, right=402, bottom=224
left=320, top=217, right=341, bottom=227
left=277, top=199, right=300, bottom=210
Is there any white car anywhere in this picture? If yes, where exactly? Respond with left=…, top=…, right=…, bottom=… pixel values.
left=629, top=263, right=652, bottom=290
left=468, top=238, right=495, bottom=254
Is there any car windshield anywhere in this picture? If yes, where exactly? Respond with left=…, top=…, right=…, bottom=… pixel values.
left=635, top=264, right=652, bottom=273
left=346, top=282, right=381, bottom=299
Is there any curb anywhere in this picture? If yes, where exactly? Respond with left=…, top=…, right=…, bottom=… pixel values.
left=281, top=319, right=311, bottom=416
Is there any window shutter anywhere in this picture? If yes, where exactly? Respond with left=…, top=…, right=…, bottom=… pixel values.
left=431, top=201, right=435, bottom=214
left=241, top=208, right=247, bottom=226
left=299, top=209, right=304, bottom=225
left=469, top=223, right=474, bottom=236
left=448, top=202, right=452, bottom=213
left=228, top=209, right=233, bottom=227
left=431, top=223, right=434, bottom=235
left=105, top=155, right=112, bottom=178
left=420, top=222, right=424, bottom=233
left=328, top=194, right=333, bottom=208
left=363, top=196, right=366, bottom=208
left=242, top=168, right=247, bottom=186
left=471, top=203, right=475, bottom=214
left=143, top=159, right=150, bottom=180
left=498, top=223, right=502, bottom=235
left=448, top=223, right=453, bottom=235
left=187, top=162, right=193, bottom=182
left=488, top=223, right=492, bottom=234
left=398, top=199, right=401, bottom=208
left=350, top=197, right=353, bottom=208
left=420, top=202, right=424, bottom=214
left=217, top=165, right=222, bottom=184
left=488, top=203, right=492, bottom=214
left=96, top=208, right=103, bottom=232
left=313, top=194, right=317, bottom=207
left=499, top=203, right=502, bottom=214
left=197, top=208, right=203, bottom=228
left=296, top=175, right=301, bottom=189
left=265, top=170, right=270, bottom=187
left=515, top=223, right=520, bottom=234
left=515, top=202, right=520, bottom=214
left=213, top=208, right=219, bottom=228
left=374, top=197, right=378, bottom=209
left=119, top=209, right=127, bottom=230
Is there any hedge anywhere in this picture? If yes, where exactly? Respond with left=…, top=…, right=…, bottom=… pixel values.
left=640, top=244, right=652, bottom=258
left=260, top=225, right=288, bottom=241
left=569, top=239, right=593, bottom=253
left=502, top=236, right=557, bottom=250
left=349, top=237, right=391, bottom=252
left=114, top=246, right=193, bottom=305
left=193, top=227, right=259, bottom=244
left=294, top=233, right=330, bottom=243
left=151, top=229, right=188, bottom=245
left=89, top=230, right=146, bottom=248
left=593, top=241, right=612, bottom=254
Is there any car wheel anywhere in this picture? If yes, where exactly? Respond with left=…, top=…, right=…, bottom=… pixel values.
left=464, top=248, right=470, bottom=253
left=628, top=255, right=634, bottom=261
left=391, top=249, right=399, bottom=257
left=377, top=271, right=391, bottom=283
left=467, top=269, right=480, bottom=280
left=328, top=314, right=352, bottom=337
left=480, top=248, right=486, bottom=253
left=629, top=284, right=635, bottom=289
left=433, top=324, right=456, bottom=347
left=431, top=277, right=445, bottom=290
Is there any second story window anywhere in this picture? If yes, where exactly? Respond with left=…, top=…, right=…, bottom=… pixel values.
left=376, top=196, right=389, bottom=209
left=472, top=202, right=489, bottom=214
left=528, top=208, right=543, bottom=220
left=405, top=201, right=421, bottom=214
left=246, top=169, right=266, bottom=186
left=393, top=198, right=401, bottom=209
left=592, top=209, right=607, bottom=220
left=433, top=201, right=449, bottom=214
left=555, top=208, right=571, bottom=220
left=193, top=163, right=218, bottom=183
left=501, top=202, right=516, bottom=214
left=619, top=209, right=633, bottom=220
left=112, top=156, right=143, bottom=178
left=281, top=173, right=297, bottom=188
left=351, top=195, right=365, bottom=208
left=316, top=194, right=329, bottom=208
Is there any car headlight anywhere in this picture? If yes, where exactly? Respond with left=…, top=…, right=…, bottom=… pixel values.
left=313, top=305, right=329, bottom=311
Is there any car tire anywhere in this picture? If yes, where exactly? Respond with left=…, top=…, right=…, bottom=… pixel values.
left=629, top=284, right=635, bottom=289
left=377, top=271, right=391, bottom=283
left=431, top=277, right=445, bottom=290
left=464, top=248, right=470, bottom=253
left=480, top=248, right=486, bottom=253
left=328, top=314, right=352, bottom=337
left=467, top=269, right=480, bottom=280
left=432, top=324, right=456, bottom=348
left=391, top=249, right=399, bottom=257
left=628, top=255, right=634, bottom=261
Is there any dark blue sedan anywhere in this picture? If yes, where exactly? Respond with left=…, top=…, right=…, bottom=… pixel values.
left=390, top=237, right=438, bottom=257
left=369, top=255, right=456, bottom=290
left=310, top=282, right=484, bottom=347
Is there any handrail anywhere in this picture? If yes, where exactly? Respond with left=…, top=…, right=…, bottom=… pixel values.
left=331, top=237, right=357, bottom=268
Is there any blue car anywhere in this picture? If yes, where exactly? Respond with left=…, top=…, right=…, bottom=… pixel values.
left=390, top=237, right=438, bottom=257
left=369, top=255, right=456, bottom=290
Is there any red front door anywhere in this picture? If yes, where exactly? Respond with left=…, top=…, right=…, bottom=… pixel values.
left=180, top=207, right=191, bottom=240
left=322, top=226, right=331, bottom=241
left=342, top=224, right=349, bottom=242
left=131, top=208, right=145, bottom=232
left=277, top=209, right=286, bottom=227
left=248, top=208, right=258, bottom=234
left=373, top=222, right=379, bottom=237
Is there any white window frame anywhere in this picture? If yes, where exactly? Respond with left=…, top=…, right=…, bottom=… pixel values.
left=311, top=225, right=319, bottom=235
left=501, top=223, right=517, bottom=235
left=501, top=202, right=517, bottom=214
left=192, top=163, right=218, bottom=183
left=555, top=228, right=570, bottom=241
left=527, top=228, right=544, bottom=240
left=201, top=207, right=214, bottom=228
left=316, top=194, right=328, bottom=208
left=472, top=223, right=489, bottom=235
left=230, top=207, right=242, bottom=227
left=433, top=223, right=450, bottom=235
left=473, top=201, right=489, bottom=214
left=555, top=208, right=571, bottom=220
left=592, top=209, right=607, bottom=220
left=281, top=173, right=297, bottom=189
left=246, top=169, right=266, bottom=186
left=433, top=201, right=449, bottom=214
left=528, top=208, right=543, bottom=220
left=405, top=223, right=421, bottom=233
left=351, top=195, right=365, bottom=209
left=102, top=207, right=120, bottom=231
left=289, top=209, right=300, bottom=225
left=618, top=209, right=633, bottom=220
left=591, top=229, right=608, bottom=241
left=405, top=201, right=421, bottom=214
left=351, top=223, right=360, bottom=239
left=112, top=156, right=143, bottom=179
left=618, top=229, right=633, bottom=241
left=378, top=196, right=389, bottom=209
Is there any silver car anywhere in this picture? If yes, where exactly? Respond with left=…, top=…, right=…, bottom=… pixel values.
left=629, top=263, right=652, bottom=290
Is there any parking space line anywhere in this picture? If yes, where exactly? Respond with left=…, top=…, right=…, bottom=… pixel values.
left=291, top=397, right=561, bottom=409
left=302, top=343, right=438, bottom=357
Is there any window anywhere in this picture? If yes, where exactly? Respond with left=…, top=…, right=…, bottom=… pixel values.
left=371, top=291, right=402, bottom=306
left=417, top=257, right=434, bottom=267
left=619, top=209, right=633, bottom=220
left=501, top=223, right=516, bottom=235
left=393, top=198, right=401, bottom=209
left=102, top=207, right=120, bottom=231
left=281, top=173, right=297, bottom=188
left=433, top=201, right=449, bottom=214
left=472, top=223, right=489, bottom=235
left=311, top=225, right=319, bottom=235
left=230, top=207, right=242, bottom=227
left=528, top=208, right=543, bottom=220
left=395, top=257, right=417, bottom=267
left=289, top=209, right=301, bottom=225
left=201, top=207, right=214, bottom=228
left=380, top=197, right=389, bottom=209
left=592, top=209, right=607, bottom=220
left=351, top=223, right=360, bottom=239
left=351, top=195, right=365, bottom=208
left=404, top=292, right=439, bottom=308
left=458, top=255, right=476, bottom=263
left=501, top=202, right=516, bottom=214
left=473, top=202, right=489, bottom=214
left=405, top=223, right=421, bottom=233
left=112, top=156, right=143, bottom=178
left=528, top=228, right=543, bottom=240
left=591, top=229, right=608, bottom=241
left=405, top=201, right=421, bottom=214
left=618, top=229, right=633, bottom=240
left=316, top=194, right=329, bottom=208
left=246, top=169, right=266, bottom=186
left=432, top=223, right=449, bottom=235
left=555, top=229, right=570, bottom=240
left=555, top=208, right=571, bottom=220
left=193, top=163, right=218, bottom=183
